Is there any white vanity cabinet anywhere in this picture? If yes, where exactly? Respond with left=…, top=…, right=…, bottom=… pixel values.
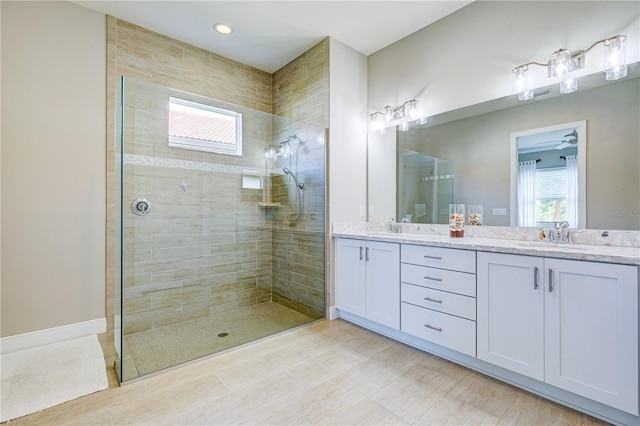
left=400, top=244, right=477, bottom=357
left=478, top=252, right=639, bottom=415
left=335, top=238, right=400, bottom=329
left=477, top=253, right=544, bottom=379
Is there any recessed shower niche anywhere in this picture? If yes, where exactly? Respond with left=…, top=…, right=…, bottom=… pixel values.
left=114, top=77, right=326, bottom=381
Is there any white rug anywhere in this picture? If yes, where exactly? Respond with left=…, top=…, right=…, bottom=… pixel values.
left=0, top=334, right=108, bottom=422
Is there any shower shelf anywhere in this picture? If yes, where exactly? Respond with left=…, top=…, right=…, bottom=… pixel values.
left=258, top=202, right=281, bottom=208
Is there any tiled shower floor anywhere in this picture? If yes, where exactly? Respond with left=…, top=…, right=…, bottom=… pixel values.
left=121, top=302, right=317, bottom=380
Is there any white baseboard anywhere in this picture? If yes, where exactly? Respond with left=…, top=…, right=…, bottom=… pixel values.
left=1, top=318, right=107, bottom=354
left=328, top=306, right=340, bottom=320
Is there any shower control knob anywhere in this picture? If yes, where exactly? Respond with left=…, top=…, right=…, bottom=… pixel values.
left=131, top=198, right=152, bottom=216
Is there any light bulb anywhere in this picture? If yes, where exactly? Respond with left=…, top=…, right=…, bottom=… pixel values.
left=265, top=146, right=276, bottom=159
left=512, top=66, right=533, bottom=101
left=551, top=49, right=571, bottom=79
left=370, top=113, right=383, bottom=131
left=384, top=105, right=394, bottom=123
left=281, top=142, right=291, bottom=159
left=406, top=100, right=419, bottom=120
left=604, top=35, right=627, bottom=81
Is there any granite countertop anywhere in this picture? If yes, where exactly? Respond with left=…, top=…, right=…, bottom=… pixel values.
left=332, top=230, right=640, bottom=266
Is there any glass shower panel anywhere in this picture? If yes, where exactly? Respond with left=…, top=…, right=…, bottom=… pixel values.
left=398, top=149, right=454, bottom=224
left=115, top=77, right=325, bottom=382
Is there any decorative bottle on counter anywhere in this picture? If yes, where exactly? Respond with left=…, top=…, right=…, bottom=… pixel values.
left=468, top=204, right=483, bottom=226
left=449, top=204, right=465, bottom=237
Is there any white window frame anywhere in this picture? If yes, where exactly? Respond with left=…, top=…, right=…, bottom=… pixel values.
left=168, top=97, right=242, bottom=156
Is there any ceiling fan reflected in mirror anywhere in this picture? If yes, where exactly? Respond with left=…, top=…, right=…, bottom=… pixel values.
left=555, top=129, right=578, bottom=150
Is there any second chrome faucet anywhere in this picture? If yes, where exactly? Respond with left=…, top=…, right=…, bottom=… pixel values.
left=547, top=221, right=574, bottom=244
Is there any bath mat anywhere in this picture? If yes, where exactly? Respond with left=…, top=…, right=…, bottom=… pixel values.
left=0, top=334, right=108, bottom=422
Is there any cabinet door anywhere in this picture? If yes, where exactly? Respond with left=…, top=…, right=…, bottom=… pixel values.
left=335, top=238, right=366, bottom=317
left=477, top=252, right=544, bottom=380
left=365, top=241, right=400, bottom=329
left=545, top=259, right=639, bottom=415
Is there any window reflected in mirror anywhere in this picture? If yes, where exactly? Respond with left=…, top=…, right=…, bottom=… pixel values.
left=510, top=120, right=586, bottom=228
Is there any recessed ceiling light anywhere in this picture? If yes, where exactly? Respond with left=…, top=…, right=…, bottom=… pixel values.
left=214, top=23, right=233, bottom=35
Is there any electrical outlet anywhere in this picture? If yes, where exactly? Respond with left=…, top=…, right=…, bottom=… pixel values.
left=493, top=208, right=507, bottom=216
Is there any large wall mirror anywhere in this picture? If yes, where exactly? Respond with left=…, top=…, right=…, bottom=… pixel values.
left=367, top=64, right=640, bottom=230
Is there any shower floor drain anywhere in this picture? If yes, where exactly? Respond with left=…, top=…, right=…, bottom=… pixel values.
left=217, top=332, right=229, bottom=337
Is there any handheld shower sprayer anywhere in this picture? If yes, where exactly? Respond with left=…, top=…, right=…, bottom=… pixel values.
left=283, top=167, right=304, bottom=190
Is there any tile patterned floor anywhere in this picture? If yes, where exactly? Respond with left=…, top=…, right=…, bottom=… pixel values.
left=122, top=303, right=316, bottom=380
left=8, top=319, right=610, bottom=425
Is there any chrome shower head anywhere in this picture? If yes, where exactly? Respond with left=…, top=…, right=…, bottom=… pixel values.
left=282, top=167, right=303, bottom=190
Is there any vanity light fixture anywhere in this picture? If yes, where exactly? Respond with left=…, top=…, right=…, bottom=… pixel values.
left=369, top=99, right=419, bottom=131
left=512, top=34, right=627, bottom=100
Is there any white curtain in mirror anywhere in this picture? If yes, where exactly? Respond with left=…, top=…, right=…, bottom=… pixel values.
left=517, top=160, right=537, bottom=227
left=565, top=155, right=579, bottom=227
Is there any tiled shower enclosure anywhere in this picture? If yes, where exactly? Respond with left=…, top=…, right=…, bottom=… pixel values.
left=114, top=77, right=326, bottom=381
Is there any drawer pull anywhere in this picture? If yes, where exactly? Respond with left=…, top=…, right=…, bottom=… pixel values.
left=533, top=266, right=539, bottom=290
left=548, top=268, right=554, bottom=292
left=423, top=255, right=442, bottom=260
left=424, top=324, right=442, bottom=332
left=359, top=246, right=363, bottom=261
left=424, top=297, right=442, bottom=304
left=424, top=276, right=442, bottom=282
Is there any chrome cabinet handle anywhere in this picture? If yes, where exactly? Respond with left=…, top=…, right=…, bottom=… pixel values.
left=534, top=266, right=539, bottom=290
left=365, top=247, right=370, bottom=261
left=548, top=268, right=554, bottom=292
left=424, top=297, right=442, bottom=304
left=424, top=276, right=442, bottom=282
left=424, top=324, right=442, bottom=332
left=423, top=255, right=442, bottom=260
left=359, top=246, right=363, bottom=261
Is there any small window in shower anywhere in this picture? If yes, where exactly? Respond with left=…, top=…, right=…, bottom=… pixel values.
left=168, top=97, right=242, bottom=156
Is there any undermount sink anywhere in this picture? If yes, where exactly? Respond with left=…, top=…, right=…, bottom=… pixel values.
left=516, top=241, right=591, bottom=251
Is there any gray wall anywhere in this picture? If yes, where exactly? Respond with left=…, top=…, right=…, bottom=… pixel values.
left=1, top=1, right=106, bottom=337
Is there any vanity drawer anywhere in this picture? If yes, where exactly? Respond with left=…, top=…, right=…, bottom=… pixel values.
left=401, top=302, right=476, bottom=357
left=402, top=244, right=476, bottom=273
left=402, top=283, right=476, bottom=321
left=401, top=263, right=476, bottom=297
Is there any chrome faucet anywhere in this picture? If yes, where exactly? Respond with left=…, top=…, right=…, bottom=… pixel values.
left=547, top=221, right=573, bottom=244
left=388, top=218, right=399, bottom=233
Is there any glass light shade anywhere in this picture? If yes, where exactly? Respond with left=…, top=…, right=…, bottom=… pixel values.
left=406, top=100, right=419, bottom=119
left=265, top=146, right=276, bottom=159
left=370, top=114, right=383, bottom=131
left=280, top=141, right=291, bottom=158
left=512, top=66, right=534, bottom=101
left=604, top=35, right=627, bottom=81
left=559, top=76, right=578, bottom=94
left=551, top=49, right=571, bottom=79
left=384, top=105, right=394, bottom=123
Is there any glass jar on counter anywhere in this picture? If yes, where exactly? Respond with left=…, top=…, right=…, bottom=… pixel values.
left=468, top=204, right=483, bottom=226
left=449, top=204, right=465, bottom=237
